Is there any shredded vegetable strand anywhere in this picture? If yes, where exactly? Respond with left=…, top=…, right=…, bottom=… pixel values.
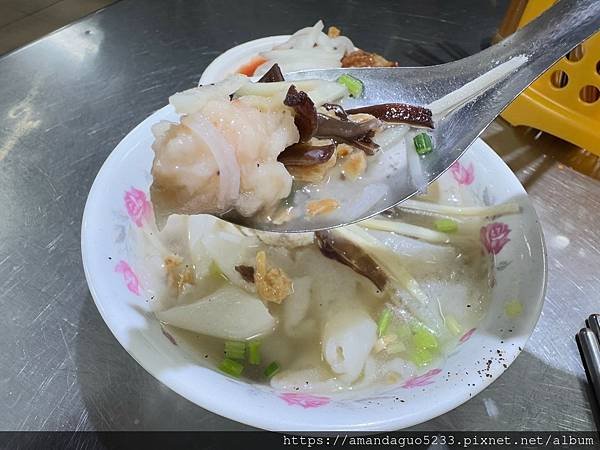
left=406, top=133, right=427, bottom=193
left=341, top=225, right=446, bottom=327
left=377, top=309, right=392, bottom=337
left=360, top=218, right=451, bottom=243
left=399, top=199, right=520, bottom=217
left=340, top=226, right=429, bottom=305
left=235, top=79, right=347, bottom=106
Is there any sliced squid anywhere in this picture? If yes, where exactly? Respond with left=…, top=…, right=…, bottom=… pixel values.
left=156, top=285, right=275, bottom=340
left=322, top=309, right=377, bottom=383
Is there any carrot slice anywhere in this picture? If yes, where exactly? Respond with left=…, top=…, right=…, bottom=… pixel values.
left=237, top=56, right=267, bottom=76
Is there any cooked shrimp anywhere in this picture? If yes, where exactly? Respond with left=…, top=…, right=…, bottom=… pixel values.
left=150, top=98, right=299, bottom=227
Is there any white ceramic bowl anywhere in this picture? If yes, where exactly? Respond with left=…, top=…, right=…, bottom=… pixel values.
left=81, top=37, right=547, bottom=431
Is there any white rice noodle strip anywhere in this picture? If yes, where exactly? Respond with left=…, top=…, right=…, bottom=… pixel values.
left=236, top=94, right=288, bottom=113
left=307, top=20, right=323, bottom=46
left=273, top=20, right=354, bottom=54
left=258, top=21, right=355, bottom=77
left=427, top=55, right=527, bottom=118
left=399, top=199, right=520, bottom=217
left=305, top=82, right=348, bottom=106
left=236, top=79, right=347, bottom=107
left=406, top=134, right=427, bottom=194
left=374, top=125, right=409, bottom=148
left=169, top=74, right=248, bottom=115
left=236, top=79, right=333, bottom=97
left=360, top=218, right=451, bottom=244
left=182, top=115, right=240, bottom=209
left=274, top=20, right=324, bottom=50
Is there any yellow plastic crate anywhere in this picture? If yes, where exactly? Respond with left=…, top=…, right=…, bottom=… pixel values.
left=500, top=0, right=600, bottom=155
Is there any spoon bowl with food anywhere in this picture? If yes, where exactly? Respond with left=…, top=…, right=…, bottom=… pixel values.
left=150, top=0, right=599, bottom=233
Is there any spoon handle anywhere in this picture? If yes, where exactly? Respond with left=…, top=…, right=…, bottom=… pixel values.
left=474, top=0, right=600, bottom=108
left=428, top=0, right=600, bottom=173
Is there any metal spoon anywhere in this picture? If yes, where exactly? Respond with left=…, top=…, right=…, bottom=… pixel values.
left=222, top=0, right=600, bottom=232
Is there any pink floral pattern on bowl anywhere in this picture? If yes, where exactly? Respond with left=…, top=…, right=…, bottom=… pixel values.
left=124, top=187, right=152, bottom=227
left=450, top=161, right=475, bottom=186
left=279, top=392, right=331, bottom=408
left=401, top=368, right=442, bottom=389
left=115, top=260, right=141, bottom=295
left=481, top=222, right=511, bottom=255
left=459, top=328, right=477, bottom=344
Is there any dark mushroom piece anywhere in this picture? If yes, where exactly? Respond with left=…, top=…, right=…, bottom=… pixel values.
left=257, top=64, right=285, bottom=83
left=315, top=113, right=381, bottom=155
left=315, top=230, right=388, bottom=291
left=278, top=142, right=336, bottom=166
left=340, top=131, right=379, bottom=156
left=284, top=85, right=317, bottom=142
left=315, top=113, right=379, bottom=140
left=346, top=103, right=434, bottom=129
left=235, top=265, right=255, bottom=283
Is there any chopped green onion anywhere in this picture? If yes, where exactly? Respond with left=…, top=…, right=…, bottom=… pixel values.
left=264, top=361, right=281, bottom=379
left=377, top=309, right=393, bottom=337
left=247, top=340, right=261, bottom=365
left=218, top=358, right=244, bottom=377
left=434, top=218, right=458, bottom=233
left=413, top=133, right=433, bottom=155
left=337, top=74, right=364, bottom=98
left=445, top=315, right=463, bottom=336
left=224, top=341, right=246, bottom=360
left=410, top=348, right=435, bottom=367
left=412, top=324, right=438, bottom=350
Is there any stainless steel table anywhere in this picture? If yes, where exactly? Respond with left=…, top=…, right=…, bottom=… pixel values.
left=1, top=0, right=597, bottom=431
